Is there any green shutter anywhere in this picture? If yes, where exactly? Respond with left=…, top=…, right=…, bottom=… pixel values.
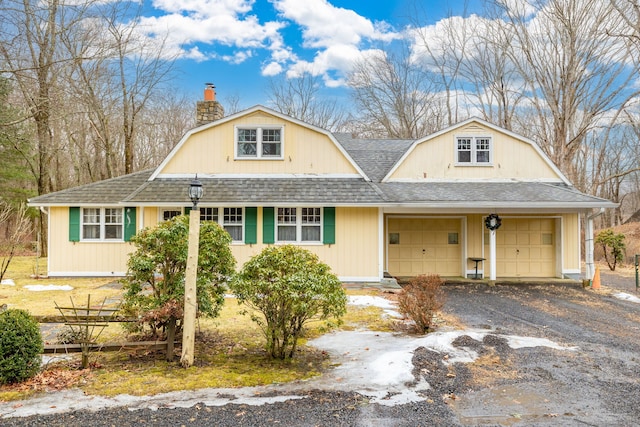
left=262, top=207, right=275, bottom=244
left=323, top=207, right=335, bottom=244
left=69, top=207, right=80, bottom=242
left=184, top=206, right=191, bottom=215
left=245, top=207, right=257, bottom=244
left=124, top=207, right=137, bottom=242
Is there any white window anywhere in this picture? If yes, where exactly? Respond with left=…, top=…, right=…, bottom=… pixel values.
left=191, top=207, right=242, bottom=241
left=222, top=208, right=243, bottom=241
left=82, top=207, right=123, bottom=240
left=160, top=208, right=182, bottom=222
left=456, top=136, right=492, bottom=165
left=277, top=207, right=322, bottom=243
left=236, top=127, right=283, bottom=159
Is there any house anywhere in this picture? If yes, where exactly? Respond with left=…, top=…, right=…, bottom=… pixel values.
left=28, top=88, right=615, bottom=282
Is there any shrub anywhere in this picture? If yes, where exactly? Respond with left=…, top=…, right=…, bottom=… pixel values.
left=595, top=229, right=626, bottom=271
left=0, top=309, right=43, bottom=384
left=123, top=215, right=236, bottom=338
left=398, top=274, right=445, bottom=334
left=230, top=245, right=347, bottom=359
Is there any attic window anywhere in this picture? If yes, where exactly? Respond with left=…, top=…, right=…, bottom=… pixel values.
left=236, top=126, right=283, bottom=159
left=456, top=136, right=492, bottom=165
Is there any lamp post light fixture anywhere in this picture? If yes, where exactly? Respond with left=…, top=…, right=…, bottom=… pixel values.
left=188, top=175, right=203, bottom=208
left=181, top=174, right=203, bottom=368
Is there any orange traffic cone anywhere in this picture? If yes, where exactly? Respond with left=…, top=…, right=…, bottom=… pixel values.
left=592, top=266, right=601, bottom=290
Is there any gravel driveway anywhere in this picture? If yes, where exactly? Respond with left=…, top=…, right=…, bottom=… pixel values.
left=3, top=279, right=640, bottom=426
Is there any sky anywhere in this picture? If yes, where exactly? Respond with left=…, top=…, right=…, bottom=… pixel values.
left=133, top=0, right=488, bottom=108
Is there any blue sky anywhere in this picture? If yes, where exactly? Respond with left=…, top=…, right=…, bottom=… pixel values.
left=134, top=0, right=488, bottom=107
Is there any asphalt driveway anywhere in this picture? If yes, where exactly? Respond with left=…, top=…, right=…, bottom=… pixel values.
left=2, top=279, right=640, bottom=426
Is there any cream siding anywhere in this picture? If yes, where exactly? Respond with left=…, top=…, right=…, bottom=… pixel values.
left=48, top=207, right=135, bottom=275
left=230, top=207, right=379, bottom=280
left=389, top=124, right=560, bottom=181
left=161, top=112, right=359, bottom=176
left=562, top=213, right=580, bottom=272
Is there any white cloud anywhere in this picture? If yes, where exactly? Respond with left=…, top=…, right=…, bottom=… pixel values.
left=262, top=61, right=283, bottom=76
left=272, top=0, right=397, bottom=48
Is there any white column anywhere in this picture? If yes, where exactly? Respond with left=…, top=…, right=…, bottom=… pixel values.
left=490, top=228, right=497, bottom=281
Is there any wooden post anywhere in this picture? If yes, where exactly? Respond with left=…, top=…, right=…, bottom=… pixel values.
left=181, top=208, right=200, bottom=367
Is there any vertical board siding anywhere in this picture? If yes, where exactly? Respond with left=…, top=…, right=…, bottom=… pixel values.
left=390, top=124, right=560, bottom=181
left=161, top=113, right=358, bottom=176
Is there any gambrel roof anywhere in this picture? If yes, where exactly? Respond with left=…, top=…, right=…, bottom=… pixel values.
left=28, top=107, right=616, bottom=210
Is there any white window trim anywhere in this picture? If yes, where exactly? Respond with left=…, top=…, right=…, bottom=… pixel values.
left=454, top=135, right=493, bottom=166
left=159, top=207, right=183, bottom=222
left=234, top=125, right=285, bottom=160
left=221, top=207, right=244, bottom=243
left=276, top=207, right=323, bottom=244
left=81, top=207, right=124, bottom=242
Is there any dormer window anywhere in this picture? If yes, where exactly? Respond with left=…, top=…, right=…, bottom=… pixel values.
left=456, top=136, right=492, bottom=165
left=236, top=126, right=283, bottom=159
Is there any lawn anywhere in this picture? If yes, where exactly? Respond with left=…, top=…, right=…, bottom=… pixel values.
left=0, top=256, right=398, bottom=400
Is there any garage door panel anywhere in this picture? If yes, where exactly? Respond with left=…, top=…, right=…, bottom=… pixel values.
left=486, top=218, right=556, bottom=278
left=388, top=218, right=462, bottom=277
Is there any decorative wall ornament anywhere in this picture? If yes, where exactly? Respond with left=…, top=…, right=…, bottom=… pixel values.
left=485, top=214, right=502, bottom=231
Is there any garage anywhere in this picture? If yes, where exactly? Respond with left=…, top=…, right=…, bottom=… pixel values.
left=486, top=218, right=556, bottom=277
left=387, top=217, right=462, bottom=277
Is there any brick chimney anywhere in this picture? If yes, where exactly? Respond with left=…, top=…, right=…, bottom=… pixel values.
left=196, top=83, right=224, bottom=126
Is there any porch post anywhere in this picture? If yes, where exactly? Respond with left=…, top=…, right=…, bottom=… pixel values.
left=490, top=229, right=497, bottom=281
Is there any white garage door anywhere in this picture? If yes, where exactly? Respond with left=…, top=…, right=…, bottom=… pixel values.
left=387, top=218, right=462, bottom=277
left=486, top=218, right=556, bottom=277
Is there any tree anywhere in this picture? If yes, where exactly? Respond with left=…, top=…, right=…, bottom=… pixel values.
left=267, top=74, right=346, bottom=130
left=495, top=0, right=639, bottom=184
left=348, top=42, right=444, bottom=138
left=0, top=202, right=33, bottom=284
left=122, top=215, right=236, bottom=361
left=230, top=245, right=347, bottom=360
left=595, top=229, right=626, bottom=271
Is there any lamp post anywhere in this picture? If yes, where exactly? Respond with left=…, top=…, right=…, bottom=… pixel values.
left=181, top=175, right=202, bottom=368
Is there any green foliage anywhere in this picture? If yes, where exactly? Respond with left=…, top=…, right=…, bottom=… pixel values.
left=122, top=215, right=236, bottom=336
left=0, top=309, right=43, bottom=384
left=230, top=245, right=347, bottom=360
left=397, top=274, right=445, bottom=334
left=595, top=229, right=626, bottom=271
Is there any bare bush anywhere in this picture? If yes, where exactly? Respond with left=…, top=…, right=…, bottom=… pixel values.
left=398, top=274, right=446, bottom=334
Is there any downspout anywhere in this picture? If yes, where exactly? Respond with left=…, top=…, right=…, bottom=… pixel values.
left=39, top=206, right=49, bottom=278
left=585, top=208, right=604, bottom=281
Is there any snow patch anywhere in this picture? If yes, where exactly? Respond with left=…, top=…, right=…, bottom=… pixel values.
left=348, top=295, right=402, bottom=318
left=613, top=292, right=640, bottom=304
left=24, top=284, right=73, bottom=291
left=1, top=279, right=15, bottom=286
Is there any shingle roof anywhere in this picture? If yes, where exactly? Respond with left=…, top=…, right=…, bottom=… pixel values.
left=27, top=131, right=614, bottom=210
left=334, top=133, right=413, bottom=182
left=28, top=170, right=154, bottom=205
left=373, top=181, right=616, bottom=207
left=123, top=178, right=383, bottom=205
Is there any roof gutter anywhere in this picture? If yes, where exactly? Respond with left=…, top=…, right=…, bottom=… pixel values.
left=585, top=207, right=605, bottom=280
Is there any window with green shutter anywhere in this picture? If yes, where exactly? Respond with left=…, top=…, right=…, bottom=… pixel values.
left=69, top=207, right=80, bottom=242
left=245, top=207, right=257, bottom=244
left=263, top=207, right=275, bottom=244
left=124, top=207, right=136, bottom=242
left=323, top=207, right=335, bottom=244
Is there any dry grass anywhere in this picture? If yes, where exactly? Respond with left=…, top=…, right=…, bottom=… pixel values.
left=0, top=258, right=408, bottom=401
left=466, top=351, right=519, bottom=387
